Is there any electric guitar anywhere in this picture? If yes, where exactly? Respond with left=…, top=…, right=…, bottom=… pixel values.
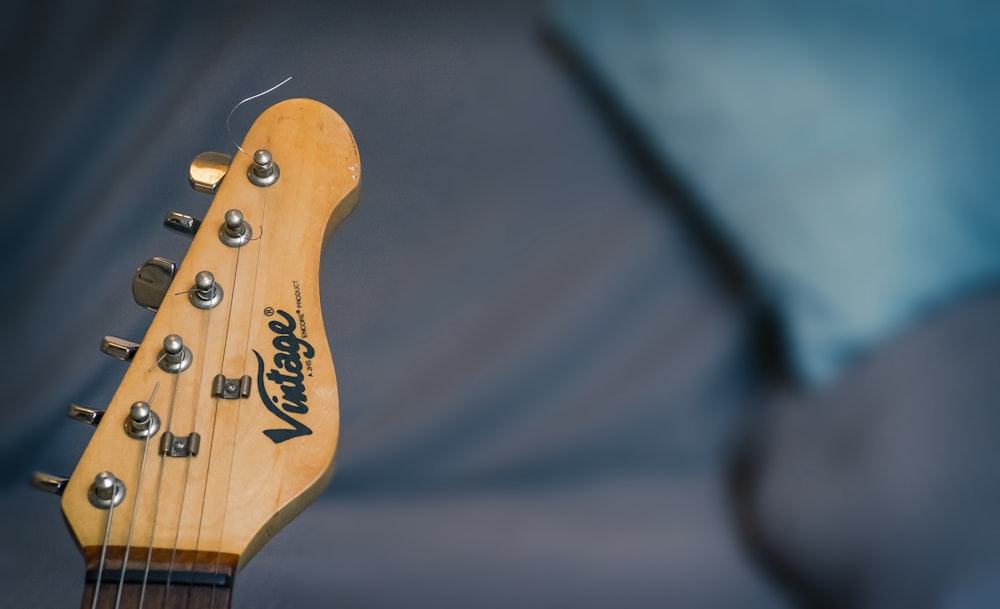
left=32, top=98, right=361, bottom=609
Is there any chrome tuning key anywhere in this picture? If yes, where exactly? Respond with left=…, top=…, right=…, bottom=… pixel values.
left=189, top=151, right=232, bottom=194
left=132, top=257, right=177, bottom=312
left=164, top=211, right=202, bottom=236
left=31, top=472, right=69, bottom=496
left=67, top=403, right=104, bottom=426
left=189, top=271, right=223, bottom=310
left=100, top=336, right=139, bottom=362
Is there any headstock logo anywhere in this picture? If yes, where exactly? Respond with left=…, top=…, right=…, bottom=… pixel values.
left=252, top=309, right=314, bottom=443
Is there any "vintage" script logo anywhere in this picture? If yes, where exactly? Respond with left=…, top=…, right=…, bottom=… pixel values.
left=253, top=309, right=314, bottom=443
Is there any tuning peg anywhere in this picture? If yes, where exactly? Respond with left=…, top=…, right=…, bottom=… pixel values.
left=88, top=471, right=126, bottom=509
left=100, top=336, right=139, bottom=361
left=159, top=334, right=193, bottom=373
left=247, top=148, right=279, bottom=187
left=189, top=270, right=223, bottom=310
left=164, top=211, right=202, bottom=236
left=219, top=209, right=252, bottom=247
left=31, top=472, right=69, bottom=496
left=132, top=257, right=176, bottom=312
left=67, top=403, right=104, bottom=426
left=189, top=151, right=232, bottom=194
left=124, top=401, right=160, bottom=439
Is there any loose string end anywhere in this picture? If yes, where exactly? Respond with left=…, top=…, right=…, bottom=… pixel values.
left=226, top=76, right=293, bottom=157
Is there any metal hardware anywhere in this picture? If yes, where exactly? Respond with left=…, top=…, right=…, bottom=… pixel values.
left=158, top=334, right=193, bottom=373
left=219, top=209, right=252, bottom=247
left=159, top=431, right=200, bottom=457
left=164, top=211, right=202, bottom=236
left=247, top=148, right=279, bottom=187
left=88, top=471, right=126, bottom=509
left=189, top=271, right=223, bottom=310
left=211, top=374, right=252, bottom=399
left=132, top=257, right=177, bottom=312
left=123, top=401, right=160, bottom=439
left=31, top=472, right=69, bottom=496
left=101, top=336, right=139, bottom=361
left=67, top=403, right=104, bottom=426
left=189, top=151, right=232, bottom=194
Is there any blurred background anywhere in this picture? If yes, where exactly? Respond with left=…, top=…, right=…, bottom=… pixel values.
left=3, top=1, right=1000, bottom=608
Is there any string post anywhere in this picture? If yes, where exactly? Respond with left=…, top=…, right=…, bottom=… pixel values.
left=248, top=148, right=280, bottom=187
left=158, top=334, right=193, bottom=373
left=124, top=401, right=161, bottom=439
left=220, top=209, right=253, bottom=247
left=88, top=471, right=126, bottom=509
left=190, top=270, right=224, bottom=309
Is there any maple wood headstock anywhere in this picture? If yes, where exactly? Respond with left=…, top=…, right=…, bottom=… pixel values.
left=50, top=98, right=360, bottom=586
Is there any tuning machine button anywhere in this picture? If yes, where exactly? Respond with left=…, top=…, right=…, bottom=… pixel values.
left=132, top=257, right=176, bottom=312
left=67, top=403, right=104, bottom=426
left=101, top=336, right=139, bottom=361
left=189, top=151, right=232, bottom=194
left=31, top=472, right=69, bottom=496
left=164, top=211, right=202, bottom=236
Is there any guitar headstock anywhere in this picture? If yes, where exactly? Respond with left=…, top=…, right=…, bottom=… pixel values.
left=44, top=99, right=360, bottom=580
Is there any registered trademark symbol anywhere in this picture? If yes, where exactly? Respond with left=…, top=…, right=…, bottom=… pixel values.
left=264, top=307, right=274, bottom=316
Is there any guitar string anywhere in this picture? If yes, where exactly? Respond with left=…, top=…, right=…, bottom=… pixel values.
left=209, top=187, right=269, bottom=609
left=112, top=382, right=160, bottom=609
left=160, top=302, right=215, bottom=609
left=91, top=484, right=117, bottom=609
left=146, top=351, right=169, bottom=373
left=134, top=372, right=179, bottom=609
left=194, top=203, right=256, bottom=609
left=181, top=241, right=244, bottom=609
left=169, top=81, right=285, bottom=609
left=189, top=393, right=224, bottom=608
left=133, top=382, right=161, bottom=609
left=160, top=374, right=188, bottom=608
left=137, top=204, right=242, bottom=609
left=226, top=76, right=292, bottom=157
left=179, top=291, right=222, bottom=609
left=138, top=455, right=167, bottom=608
left=135, top=301, right=211, bottom=609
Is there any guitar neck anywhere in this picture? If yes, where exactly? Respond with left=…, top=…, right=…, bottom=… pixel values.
left=80, top=546, right=237, bottom=609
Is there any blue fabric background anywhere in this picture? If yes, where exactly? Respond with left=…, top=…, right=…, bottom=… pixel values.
left=549, top=0, right=1000, bottom=384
